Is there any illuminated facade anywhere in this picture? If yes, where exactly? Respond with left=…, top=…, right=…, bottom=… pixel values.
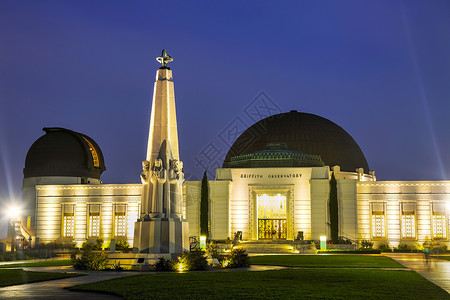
left=19, top=56, right=450, bottom=250
left=34, top=185, right=141, bottom=246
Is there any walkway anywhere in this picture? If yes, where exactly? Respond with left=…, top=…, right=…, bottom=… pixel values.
left=385, top=253, right=450, bottom=294
left=0, top=265, right=136, bottom=299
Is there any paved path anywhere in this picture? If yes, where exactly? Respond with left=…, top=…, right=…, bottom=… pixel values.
left=385, top=253, right=450, bottom=294
left=0, top=265, right=136, bottom=299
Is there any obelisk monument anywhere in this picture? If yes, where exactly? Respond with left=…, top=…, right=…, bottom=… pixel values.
left=133, top=50, right=189, bottom=255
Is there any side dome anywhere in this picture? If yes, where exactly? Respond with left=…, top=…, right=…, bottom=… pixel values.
left=23, top=127, right=106, bottom=179
left=223, top=111, right=369, bottom=172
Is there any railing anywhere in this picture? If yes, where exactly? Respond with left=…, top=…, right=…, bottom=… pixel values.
left=339, top=232, right=362, bottom=247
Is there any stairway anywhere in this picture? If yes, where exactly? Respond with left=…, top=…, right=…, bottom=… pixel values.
left=235, top=240, right=296, bottom=254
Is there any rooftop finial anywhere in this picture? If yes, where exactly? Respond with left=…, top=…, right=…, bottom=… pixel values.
left=156, top=49, right=173, bottom=68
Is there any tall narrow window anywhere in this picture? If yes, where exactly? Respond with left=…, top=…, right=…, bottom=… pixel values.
left=432, top=202, right=446, bottom=239
left=82, top=137, right=100, bottom=167
left=371, top=202, right=385, bottom=238
left=114, top=204, right=127, bottom=237
left=63, top=204, right=75, bottom=238
left=88, top=204, right=101, bottom=238
left=401, top=202, right=416, bottom=239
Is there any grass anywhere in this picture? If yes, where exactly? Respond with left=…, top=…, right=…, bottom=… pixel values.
left=0, top=259, right=73, bottom=268
left=249, top=254, right=405, bottom=268
left=69, top=269, right=450, bottom=299
left=0, top=269, right=81, bottom=287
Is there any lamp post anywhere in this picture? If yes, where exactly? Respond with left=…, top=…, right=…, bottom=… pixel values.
left=7, top=205, right=20, bottom=253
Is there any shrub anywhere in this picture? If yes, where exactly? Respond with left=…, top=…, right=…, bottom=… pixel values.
left=105, top=239, right=131, bottom=253
left=360, top=240, right=374, bottom=250
left=396, top=242, right=419, bottom=252
left=115, top=240, right=131, bottom=253
left=81, top=238, right=103, bottom=251
left=432, top=243, right=447, bottom=254
left=377, top=242, right=392, bottom=252
left=227, top=248, right=249, bottom=268
left=154, top=257, right=176, bottom=271
left=179, top=249, right=209, bottom=271
left=71, top=248, right=108, bottom=270
left=206, top=243, right=220, bottom=259
left=113, top=261, right=124, bottom=271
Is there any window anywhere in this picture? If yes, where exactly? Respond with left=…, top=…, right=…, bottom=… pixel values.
left=432, top=215, right=446, bottom=239
left=402, top=215, right=415, bottom=239
left=371, top=202, right=385, bottom=238
left=62, top=204, right=75, bottom=238
left=257, top=194, right=287, bottom=219
left=88, top=204, right=101, bottom=238
left=401, top=203, right=416, bottom=239
left=82, top=137, right=100, bottom=167
left=372, top=215, right=385, bottom=238
left=114, top=204, right=127, bottom=237
left=432, top=202, right=447, bottom=239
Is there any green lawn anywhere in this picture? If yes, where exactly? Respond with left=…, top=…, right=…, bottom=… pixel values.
left=249, top=254, right=405, bottom=268
left=0, top=269, right=81, bottom=287
left=0, top=260, right=73, bottom=268
left=69, top=269, right=449, bottom=299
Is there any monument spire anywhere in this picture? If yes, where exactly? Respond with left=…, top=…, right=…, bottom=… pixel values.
left=146, top=49, right=179, bottom=164
left=133, top=50, right=188, bottom=255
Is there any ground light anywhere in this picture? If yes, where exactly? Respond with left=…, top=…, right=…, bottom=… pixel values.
left=320, top=236, right=327, bottom=251
left=200, top=236, right=206, bottom=249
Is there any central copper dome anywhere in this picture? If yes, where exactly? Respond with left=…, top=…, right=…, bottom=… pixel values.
left=223, top=111, right=369, bottom=172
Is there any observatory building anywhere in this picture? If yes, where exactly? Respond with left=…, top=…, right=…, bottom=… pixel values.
left=18, top=52, right=450, bottom=251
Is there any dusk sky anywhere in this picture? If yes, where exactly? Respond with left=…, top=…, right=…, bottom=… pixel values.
left=1, top=0, right=450, bottom=214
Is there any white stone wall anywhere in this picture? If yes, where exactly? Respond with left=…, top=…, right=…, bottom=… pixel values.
left=184, top=181, right=201, bottom=238
left=338, top=179, right=358, bottom=240
left=209, top=181, right=231, bottom=240
left=35, top=184, right=141, bottom=247
left=184, top=180, right=231, bottom=240
left=357, top=181, right=450, bottom=247
left=310, top=179, right=329, bottom=240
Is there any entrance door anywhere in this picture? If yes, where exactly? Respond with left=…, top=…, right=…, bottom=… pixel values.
left=257, top=194, right=287, bottom=240
left=258, top=219, right=287, bottom=239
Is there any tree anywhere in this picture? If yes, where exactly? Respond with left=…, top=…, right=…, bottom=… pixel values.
left=200, top=171, right=209, bottom=238
left=329, top=172, right=339, bottom=244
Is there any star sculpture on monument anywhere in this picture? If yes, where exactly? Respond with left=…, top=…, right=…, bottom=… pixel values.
left=156, top=49, right=173, bottom=68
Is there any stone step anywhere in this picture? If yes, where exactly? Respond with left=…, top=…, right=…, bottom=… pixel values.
left=236, top=242, right=295, bottom=254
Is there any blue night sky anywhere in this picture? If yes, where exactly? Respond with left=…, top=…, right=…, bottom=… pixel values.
left=1, top=1, right=450, bottom=216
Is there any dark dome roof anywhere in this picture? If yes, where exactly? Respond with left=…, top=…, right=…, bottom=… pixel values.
left=223, top=111, right=369, bottom=172
left=23, top=127, right=106, bottom=179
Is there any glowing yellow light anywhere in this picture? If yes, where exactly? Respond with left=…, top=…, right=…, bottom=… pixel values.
left=221, top=259, right=229, bottom=268
left=432, top=215, right=447, bottom=239
left=63, top=215, right=74, bottom=238
left=372, top=215, right=385, bottom=238
left=82, top=137, right=100, bottom=167
left=178, top=263, right=184, bottom=272
left=200, top=236, right=206, bottom=249
left=7, top=205, right=21, bottom=219
left=401, top=215, right=415, bottom=239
